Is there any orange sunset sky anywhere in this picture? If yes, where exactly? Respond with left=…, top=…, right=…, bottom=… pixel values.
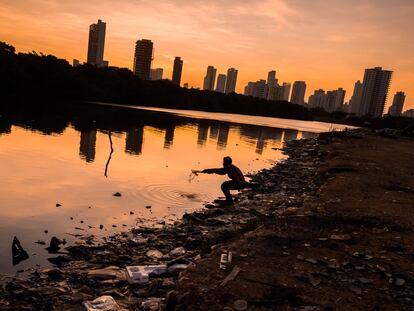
left=1, top=0, right=413, bottom=110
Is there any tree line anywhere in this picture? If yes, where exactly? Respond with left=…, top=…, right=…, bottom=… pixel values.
left=0, top=41, right=309, bottom=120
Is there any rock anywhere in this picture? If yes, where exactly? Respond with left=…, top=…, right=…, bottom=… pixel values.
left=130, top=211, right=134, bottom=215
left=170, top=247, right=186, bottom=257
left=234, top=299, right=248, bottom=311
left=41, top=268, right=63, bottom=278
left=330, top=234, right=351, bottom=241
left=395, top=278, right=405, bottom=286
left=358, top=277, right=373, bottom=284
left=145, top=205, right=152, bottom=209
left=35, top=240, right=46, bottom=245
left=56, top=203, right=61, bottom=207
left=113, top=192, right=122, bottom=197
left=142, top=297, right=164, bottom=311
left=45, top=236, right=64, bottom=252
left=99, top=224, right=104, bottom=229
left=305, top=258, right=318, bottom=264
left=162, top=278, right=175, bottom=288
left=83, top=295, right=122, bottom=311
left=349, top=285, right=362, bottom=295
left=146, top=249, right=164, bottom=259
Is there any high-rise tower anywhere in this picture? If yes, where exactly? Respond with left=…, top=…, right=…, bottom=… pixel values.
left=225, top=68, right=238, bottom=94
left=388, top=91, right=406, bottom=116
left=87, top=19, right=107, bottom=67
left=133, top=39, right=154, bottom=80
left=290, top=81, right=307, bottom=106
left=203, top=66, right=217, bottom=91
left=358, top=67, right=393, bottom=117
left=172, top=57, right=183, bottom=86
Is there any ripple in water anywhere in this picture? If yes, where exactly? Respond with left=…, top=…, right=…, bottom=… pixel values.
left=130, top=183, right=214, bottom=207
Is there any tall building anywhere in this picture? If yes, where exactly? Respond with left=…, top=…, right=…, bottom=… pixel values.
left=333, top=88, right=346, bottom=112
left=388, top=91, right=406, bottom=116
left=150, top=68, right=163, bottom=80
left=252, top=80, right=267, bottom=99
left=348, top=80, right=363, bottom=115
left=87, top=19, right=107, bottom=67
left=244, top=82, right=255, bottom=96
left=216, top=74, right=226, bottom=93
left=267, top=71, right=277, bottom=86
left=290, top=81, right=307, bottom=106
left=308, top=89, right=327, bottom=109
left=203, top=66, right=217, bottom=91
left=225, top=68, right=238, bottom=94
left=133, top=39, right=154, bottom=80
left=281, top=83, right=291, bottom=101
left=403, top=109, right=414, bottom=118
left=358, top=67, right=393, bottom=117
left=172, top=57, right=183, bottom=86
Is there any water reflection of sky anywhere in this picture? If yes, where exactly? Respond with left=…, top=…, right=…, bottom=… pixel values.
left=0, top=105, right=321, bottom=274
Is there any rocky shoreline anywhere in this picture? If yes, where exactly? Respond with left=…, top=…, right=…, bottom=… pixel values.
left=0, top=128, right=324, bottom=310
left=1, top=129, right=414, bottom=311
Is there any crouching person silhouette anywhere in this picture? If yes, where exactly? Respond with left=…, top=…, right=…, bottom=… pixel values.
left=199, top=156, right=245, bottom=206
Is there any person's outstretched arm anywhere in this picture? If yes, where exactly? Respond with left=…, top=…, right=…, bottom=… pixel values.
left=202, top=168, right=227, bottom=175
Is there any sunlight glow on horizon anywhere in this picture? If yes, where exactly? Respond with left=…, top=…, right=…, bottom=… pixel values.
left=0, top=0, right=413, bottom=110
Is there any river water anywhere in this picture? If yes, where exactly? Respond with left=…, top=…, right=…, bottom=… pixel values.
left=0, top=103, right=349, bottom=273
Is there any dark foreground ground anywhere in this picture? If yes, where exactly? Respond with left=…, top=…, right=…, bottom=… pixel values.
left=173, top=130, right=414, bottom=311
left=1, top=129, right=414, bottom=311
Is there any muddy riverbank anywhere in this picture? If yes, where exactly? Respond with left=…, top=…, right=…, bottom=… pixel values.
left=1, top=129, right=414, bottom=310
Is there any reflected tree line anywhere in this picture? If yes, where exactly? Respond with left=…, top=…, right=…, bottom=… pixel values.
left=0, top=102, right=316, bottom=164
left=77, top=123, right=314, bottom=163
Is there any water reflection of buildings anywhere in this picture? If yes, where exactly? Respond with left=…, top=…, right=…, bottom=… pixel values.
left=283, top=129, right=299, bottom=141
left=209, top=125, right=219, bottom=140
left=197, top=124, right=209, bottom=146
left=164, top=125, right=175, bottom=149
left=125, top=126, right=144, bottom=155
left=217, top=125, right=230, bottom=150
left=302, top=131, right=317, bottom=139
left=79, top=129, right=97, bottom=162
left=239, top=127, right=284, bottom=154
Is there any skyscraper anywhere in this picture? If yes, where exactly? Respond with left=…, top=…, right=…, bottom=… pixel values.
left=203, top=66, right=217, bottom=91
left=290, top=81, right=307, bottom=106
left=133, top=39, right=154, bottom=80
left=333, top=88, right=346, bottom=111
left=252, top=80, right=267, bottom=99
left=87, top=19, right=107, bottom=67
left=267, top=71, right=277, bottom=86
left=388, top=91, right=406, bottom=116
left=358, top=67, right=393, bottom=117
left=349, top=80, right=363, bottom=115
left=150, top=68, right=163, bottom=80
left=308, top=89, right=327, bottom=109
left=216, top=74, right=226, bottom=93
left=225, top=68, right=238, bottom=94
left=172, top=57, right=183, bottom=86
left=281, top=83, right=291, bottom=101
